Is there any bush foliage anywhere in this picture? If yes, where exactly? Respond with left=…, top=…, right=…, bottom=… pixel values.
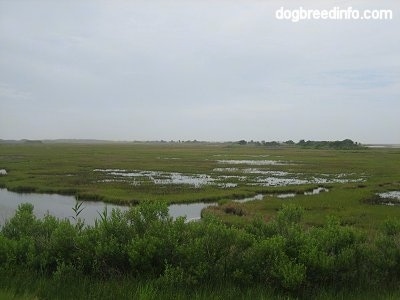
left=0, top=202, right=399, bottom=292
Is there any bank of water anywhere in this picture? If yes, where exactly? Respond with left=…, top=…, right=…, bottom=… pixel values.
left=0, top=187, right=329, bottom=225
left=233, top=187, right=329, bottom=203
left=0, top=189, right=215, bottom=225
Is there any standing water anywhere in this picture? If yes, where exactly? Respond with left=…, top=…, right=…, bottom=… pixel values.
left=0, top=189, right=215, bottom=225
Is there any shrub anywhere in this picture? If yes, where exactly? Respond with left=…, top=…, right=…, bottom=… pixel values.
left=300, top=217, right=365, bottom=286
left=2, top=203, right=38, bottom=240
left=0, top=235, right=17, bottom=269
left=1, top=201, right=399, bottom=292
left=127, top=201, right=181, bottom=277
left=372, top=221, right=400, bottom=282
left=91, top=208, right=135, bottom=276
left=241, top=236, right=306, bottom=290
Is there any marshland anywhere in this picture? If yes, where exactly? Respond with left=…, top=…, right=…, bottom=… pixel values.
left=1, top=142, right=400, bottom=299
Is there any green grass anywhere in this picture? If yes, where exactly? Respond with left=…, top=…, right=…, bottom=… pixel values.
left=2, top=272, right=400, bottom=300
left=208, top=185, right=400, bottom=229
left=0, top=269, right=297, bottom=299
left=0, top=143, right=400, bottom=230
left=2, top=274, right=400, bottom=300
left=0, top=290, right=37, bottom=300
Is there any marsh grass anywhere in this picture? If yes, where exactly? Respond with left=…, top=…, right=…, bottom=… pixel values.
left=1, top=143, right=400, bottom=298
left=3, top=268, right=400, bottom=299
left=0, top=290, right=38, bottom=300
left=0, top=143, right=400, bottom=230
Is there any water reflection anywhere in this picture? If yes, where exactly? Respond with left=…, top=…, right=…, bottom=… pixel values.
left=0, top=186, right=331, bottom=226
left=0, top=189, right=214, bottom=225
left=0, top=189, right=128, bottom=226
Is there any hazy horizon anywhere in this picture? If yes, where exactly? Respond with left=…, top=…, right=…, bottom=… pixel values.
left=1, top=1, right=399, bottom=144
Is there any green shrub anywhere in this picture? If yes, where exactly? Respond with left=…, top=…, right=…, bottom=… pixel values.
left=1, top=201, right=400, bottom=292
left=127, top=201, right=179, bottom=277
left=300, top=217, right=365, bottom=286
left=91, top=208, right=135, bottom=276
left=372, top=223, right=400, bottom=281
left=179, top=217, right=253, bottom=283
left=276, top=204, right=304, bottom=227
left=2, top=203, right=38, bottom=240
left=241, top=235, right=306, bottom=290
left=0, top=235, right=17, bottom=269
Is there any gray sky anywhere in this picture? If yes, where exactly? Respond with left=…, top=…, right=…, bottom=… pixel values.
left=0, top=0, right=399, bottom=143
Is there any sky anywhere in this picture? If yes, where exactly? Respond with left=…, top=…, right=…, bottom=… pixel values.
left=0, top=0, right=399, bottom=143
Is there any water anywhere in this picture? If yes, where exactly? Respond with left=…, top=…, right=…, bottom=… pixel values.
left=277, top=193, right=297, bottom=198
left=304, top=187, right=329, bottom=195
left=0, top=189, right=129, bottom=226
left=377, top=191, right=400, bottom=205
left=0, top=189, right=214, bottom=225
left=0, top=185, right=331, bottom=225
left=251, top=177, right=310, bottom=186
left=242, top=168, right=289, bottom=176
left=378, top=191, right=400, bottom=200
left=232, top=186, right=329, bottom=203
left=277, top=187, right=329, bottom=198
left=94, top=168, right=363, bottom=188
left=233, top=194, right=264, bottom=203
left=95, top=169, right=216, bottom=188
left=168, top=202, right=217, bottom=221
left=217, top=159, right=289, bottom=166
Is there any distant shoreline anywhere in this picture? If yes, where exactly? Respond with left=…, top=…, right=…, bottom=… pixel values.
left=1, top=139, right=400, bottom=148
left=365, top=144, right=400, bottom=148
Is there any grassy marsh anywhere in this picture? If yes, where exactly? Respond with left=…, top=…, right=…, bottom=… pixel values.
left=1, top=143, right=400, bottom=299
left=1, top=143, right=399, bottom=230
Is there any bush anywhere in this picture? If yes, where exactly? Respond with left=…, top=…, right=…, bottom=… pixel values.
left=300, top=217, right=366, bottom=286
left=127, top=201, right=179, bottom=276
left=371, top=221, right=400, bottom=282
left=0, top=235, right=17, bottom=269
left=1, top=201, right=400, bottom=292
left=2, top=203, right=38, bottom=240
left=241, top=236, right=306, bottom=290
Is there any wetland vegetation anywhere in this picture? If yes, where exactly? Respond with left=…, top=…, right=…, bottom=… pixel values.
left=1, top=142, right=400, bottom=299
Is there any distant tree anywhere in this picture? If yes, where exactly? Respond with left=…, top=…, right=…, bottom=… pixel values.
left=298, top=139, right=306, bottom=145
left=296, top=139, right=363, bottom=150
left=237, top=140, right=247, bottom=145
left=285, top=140, right=295, bottom=145
left=263, top=141, right=280, bottom=147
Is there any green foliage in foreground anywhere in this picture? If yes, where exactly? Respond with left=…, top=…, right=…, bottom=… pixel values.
left=2, top=202, right=400, bottom=299
left=3, top=275, right=400, bottom=300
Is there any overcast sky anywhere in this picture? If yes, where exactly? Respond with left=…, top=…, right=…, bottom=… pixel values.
left=0, top=0, right=399, bottom=143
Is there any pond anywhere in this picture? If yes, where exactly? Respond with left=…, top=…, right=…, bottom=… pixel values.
left=0, top=186, right=330, bottom=226
left=0, top=189, right=215, bottom=226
